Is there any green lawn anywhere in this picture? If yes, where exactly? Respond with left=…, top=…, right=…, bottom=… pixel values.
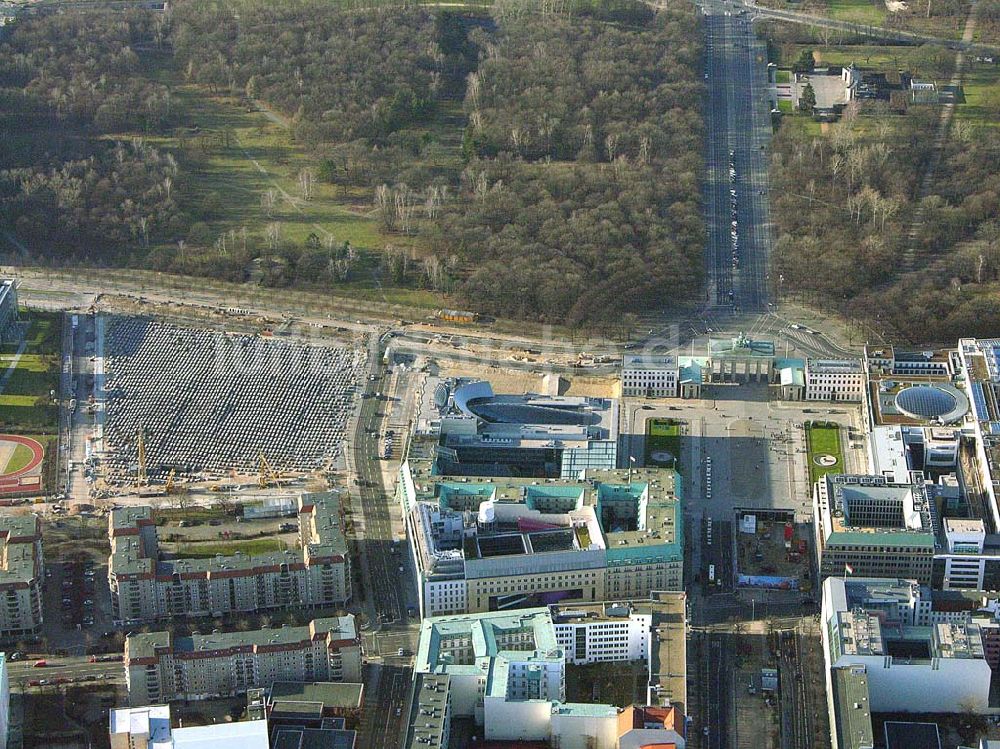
left=3, top=443, right=35, bottom=475
left=0, top=312, right=61, bottom=435
left=777, top=99, right=795, bottom=113
left=805, top=422, right=844, bottom=483
left=173, top=538, right=288, bottom=558
left=645, top=418, right=682, bottom=470
left=827, top=0, right=886, bottom=26
left=154, top=505, right=230, bottom=524
left=776, top=69, right=792, bottom=83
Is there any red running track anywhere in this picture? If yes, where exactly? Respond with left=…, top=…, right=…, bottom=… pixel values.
left=0, top=435, right=44, bottom=493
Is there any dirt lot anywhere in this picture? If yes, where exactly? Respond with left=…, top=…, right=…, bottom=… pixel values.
left=154, top=511, right=300, bottom=558
left=565, top=661, right=648, bottom=707
left=735, top=518, right=812, bottom=589
left=24, top=682, right=121, bottom=749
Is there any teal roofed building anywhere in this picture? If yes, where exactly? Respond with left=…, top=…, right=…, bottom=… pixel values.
left=815, top=474, right=938, bottom=584
left=404, top=465, right=683, bottom=617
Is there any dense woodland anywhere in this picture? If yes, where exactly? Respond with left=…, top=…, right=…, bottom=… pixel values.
left=170, top=4, right=456, bottom=145
left=437, top=7, right=705, bottom=322
left=0, top=0, right=703, bottom=324
left=770, top=94, right=1000, bottom=342
left=0, top=11, right=179, bottom=262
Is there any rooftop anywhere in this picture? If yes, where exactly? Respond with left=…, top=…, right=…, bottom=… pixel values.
left=819, top=475, right=936, bottom=547
left=171, top=719, right=269, bottom=749
left=404, top=674, right=450, bottom=749
left=883, top=721, right=941, bottom=749
left=126, top=617, right=356, bottom=662
left=110, top=704, right=172, bottom=743
left=824, top=578, right=986, bottom=661
left=831, top=666, right=874, bottom=749
left=547, top=592, right=688, bottom=713
left=268, top=681, right=364, bottom=710
left=808, top=359, right=864, bottom=374
left=409, top=469, right=682, bottom=582
left=110, top=492, right=346, bottom=579
left=622, top=355, right=677, bottom=369
left=0, top=514, right=41, bottom=586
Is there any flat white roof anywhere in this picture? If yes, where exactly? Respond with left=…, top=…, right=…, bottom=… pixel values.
left=171, top=719, right=269, bottom=749
left=110, top=705, right=172, bottom=742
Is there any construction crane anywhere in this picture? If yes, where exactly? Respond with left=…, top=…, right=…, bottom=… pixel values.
left=258, top=450, right=279, bottom=489
left=165, top=468, right=176, bottom=494
left=136, top=429, right=148, bottom=488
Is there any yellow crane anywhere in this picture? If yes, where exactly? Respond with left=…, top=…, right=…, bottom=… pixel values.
left=257, top=450, right=279, bottom=489
left=136, top=429, right=148, bottom=488
left=165, top=468, right=176, bottom=494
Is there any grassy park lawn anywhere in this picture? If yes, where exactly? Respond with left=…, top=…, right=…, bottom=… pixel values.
left=826, top=0, right=886, bottom=26
left=172, top=538, right=289, bottom=558
left=0, top=312, right=61, bottom=434
left=777, top=99, right=795, bottom=113
left=805, top=422, right=844, bottom=483
left=645, top=418, right=682, bottom=470
left=776, top=69, right=792, bottom=83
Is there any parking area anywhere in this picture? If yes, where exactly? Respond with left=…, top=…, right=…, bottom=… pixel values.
left=41, top=558, right=113, bottom=651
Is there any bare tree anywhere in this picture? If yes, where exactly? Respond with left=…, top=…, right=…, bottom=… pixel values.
left=375, top=184, right=396, bottom=232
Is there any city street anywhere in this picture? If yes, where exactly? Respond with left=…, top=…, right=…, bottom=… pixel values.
left=703, top=0, right=773, bottom=314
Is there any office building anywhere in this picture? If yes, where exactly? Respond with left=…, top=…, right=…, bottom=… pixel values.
left=411, top=595, right=687, bottom=748
left=124, top=616, right=362, bottom=705
left=0, top=515, right=43, bottom=639
left=814, top=474, right=937, bottom=583
left=403, top=461, right=683, bottom=617
left=109, top=492, right=350, bottom=624
left=864, top=346, right=953, bottom=378
left=111, top=705, right=269, bottom=749
left=821, top=577, right=991, bottom=713
left=414, top=607, right=565, bottom=742
left=806, top=359, right=865, bottom=402
left=621, top=355, right=679, bottom=398
left=551, top=593, right=687, bottom=711
left=416, top=379, right=619, bottom=480
left=265, top=682, right=361, bottom=749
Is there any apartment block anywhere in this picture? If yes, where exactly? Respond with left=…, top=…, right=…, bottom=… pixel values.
left=109, top=492, right=349, bottom=624
left=124, top=616, right=362, bottom=704
left=0, top=515, right=43, bottom=640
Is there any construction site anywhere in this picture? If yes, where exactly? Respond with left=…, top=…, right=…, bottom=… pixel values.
left=70, top=315, right=369, bottom=500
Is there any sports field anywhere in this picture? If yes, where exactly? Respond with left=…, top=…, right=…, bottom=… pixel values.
left=0, top=434, right=45, bottom=494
